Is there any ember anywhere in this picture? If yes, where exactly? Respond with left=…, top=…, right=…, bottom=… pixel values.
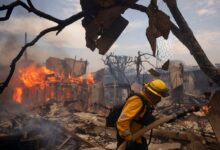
left=202, top=105, right=209, bottom=114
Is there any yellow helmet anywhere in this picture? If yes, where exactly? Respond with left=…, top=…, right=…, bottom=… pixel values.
left=143, top=79, right=169, bottom=97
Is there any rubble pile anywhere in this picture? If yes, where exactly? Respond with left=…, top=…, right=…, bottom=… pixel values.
left=33, top=100, right=116, bottom=149
left=0, top=99, right=219, bottom=150
left=0, top=101, right=115, bottom=150
left=0, top=102, right=80, bottom=150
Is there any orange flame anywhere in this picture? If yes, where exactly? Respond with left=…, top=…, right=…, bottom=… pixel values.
left=13, top=87, right=23, bottom=103
left=86, top=73, right=95, bottom=84
left=13, top=63, right=95, bottom=105
left=68, top=73, right=95, bottom=85
left=202, top=105, right=209, bottom=114
left=19, top=64, right=54, bottom=89
left=69, top=76, right=83, bottom=84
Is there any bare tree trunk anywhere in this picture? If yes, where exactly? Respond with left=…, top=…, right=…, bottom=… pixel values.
left=164, top=0, right=220, bottom=87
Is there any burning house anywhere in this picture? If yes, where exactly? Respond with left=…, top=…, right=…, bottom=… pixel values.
left=5, top=57, right=95, bottom=108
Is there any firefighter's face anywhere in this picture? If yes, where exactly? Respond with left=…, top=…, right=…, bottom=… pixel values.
left=146, top=90, right=162, bottom=105
left=151, top=96, right=161, bottom=105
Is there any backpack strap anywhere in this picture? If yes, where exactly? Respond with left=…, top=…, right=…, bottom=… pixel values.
left=129, top=93, right=154, bottom=125
left=133, top=93, right=153, bottom=113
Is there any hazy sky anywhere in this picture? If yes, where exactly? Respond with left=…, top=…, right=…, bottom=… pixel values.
left=0, top=0, right=219, bottom=72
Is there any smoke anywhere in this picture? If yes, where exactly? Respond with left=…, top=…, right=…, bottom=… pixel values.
left=0, top=34, right=21, bottom=93
left=0, top=34, right=27, bottom=99
left=0, top=34, right=21, bottom=66
left=21, top=118, right=72, bottom=149
left=0, top=33, right=25, bottom=92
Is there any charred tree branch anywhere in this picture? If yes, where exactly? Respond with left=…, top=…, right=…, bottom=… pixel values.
left=0, top=0, right=61, bottom=23
left=163, top=0, right=187, bottom=31
left=27, top=0, right=35, bottom=9
left=56, top=11, right=86, bottom=35
left=0, top=1, right=22, bottom=21
left=129, top=3, right=146, bottom=13
left=0, top=7, right=13, bottom=21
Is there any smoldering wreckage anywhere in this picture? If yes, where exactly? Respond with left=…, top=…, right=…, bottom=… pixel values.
left=0, top=55, right=220, bottom=150
left=1, top=0, right=220, bottom=150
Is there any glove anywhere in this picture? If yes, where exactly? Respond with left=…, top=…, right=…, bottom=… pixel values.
left=124, top=134, right=132, bottom=141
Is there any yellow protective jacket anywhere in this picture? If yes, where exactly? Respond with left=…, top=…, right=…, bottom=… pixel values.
left=116, top=92, right=153, bottom=143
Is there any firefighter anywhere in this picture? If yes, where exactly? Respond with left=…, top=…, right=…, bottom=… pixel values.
left=116, top=79, right=169, bottom=150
